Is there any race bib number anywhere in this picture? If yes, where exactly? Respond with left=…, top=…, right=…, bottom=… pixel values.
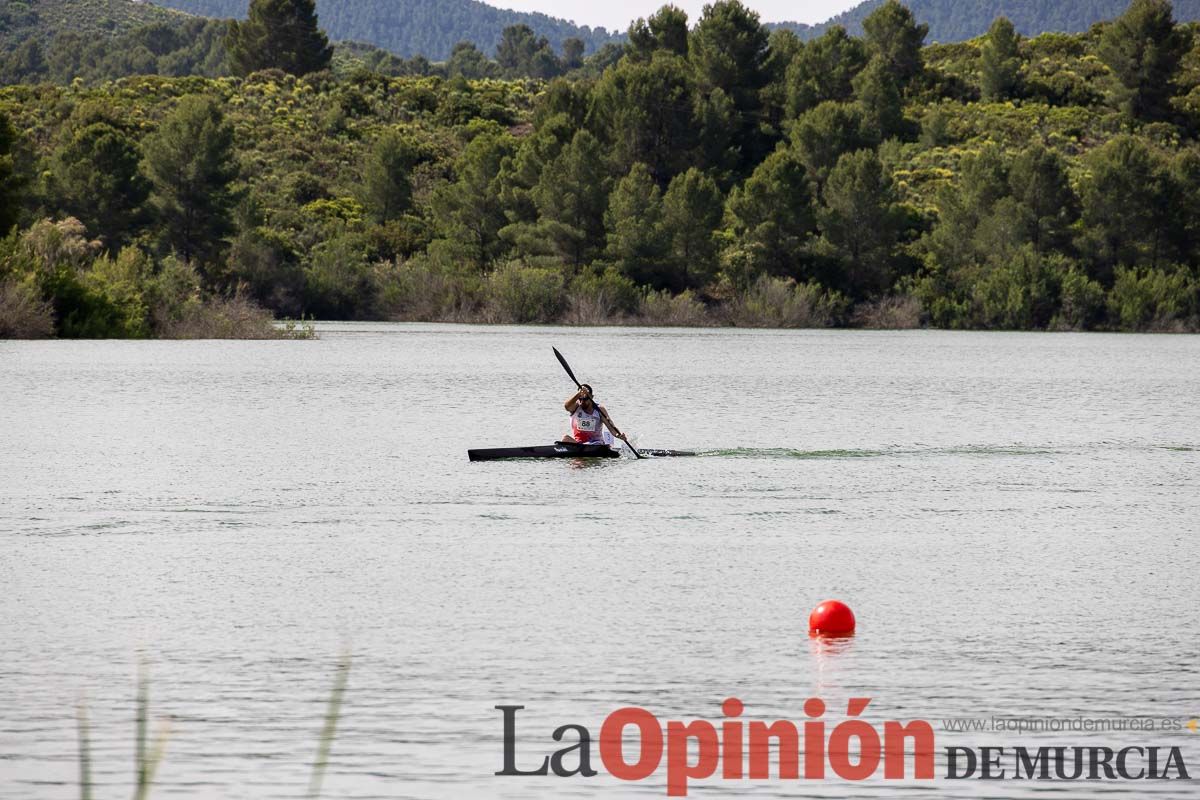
left=577, top=417, right=597, bottom=431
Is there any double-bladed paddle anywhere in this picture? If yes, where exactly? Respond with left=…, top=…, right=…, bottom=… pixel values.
left=553, top=347, right=644, bottom=459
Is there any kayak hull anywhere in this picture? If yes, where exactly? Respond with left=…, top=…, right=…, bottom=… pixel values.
left=467, top=443, right=697, bottom=461
left=468, top=443, right=621, bottom=462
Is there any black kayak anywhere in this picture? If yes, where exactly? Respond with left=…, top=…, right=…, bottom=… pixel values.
left=468, top=442, right=696, bottom=462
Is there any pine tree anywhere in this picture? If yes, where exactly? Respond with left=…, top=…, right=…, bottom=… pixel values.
left=360, top=130, right=418, bottom=223
left=589, top=52, right=697, bottom=182
left=662, top=168, right=724, bottom=289
left=49, top=105, right=149, bottom=247
left=1008, top=143, right=1078, bottom=253
left=689, top=1, right=772, bottom=173
left=561, top=38, right=585, bottom=71
left=790, top=101, right=871, bottom=186
left=862, top=0, right=928, bottom=91
left=431, top=131, right=514, bottom=269
left=1097, top=0, right=1192, bottom=121
left=0, top=110, right=19, bottom=234
left=496, top=25, right=561, bottom=79
left=1079, top=135, right=1175, bottom=278
left=446, top=42, right=497, bottom=79
left=1168, top=149, right=1200, bottom=262
left=694, top=88, right=740, bottom=188
left=496, top=114, right=575, bottom=226
left=853, top=57, right=906, bottom=141
left=226, top=0, right=333, bottom=77
left=818, top=149, right=904, bottom=298
left=785, top=26, right=868, bottom=120
left=923, top=145, right=1011, bottom=275
left=628, top=5, right=689, bottom=60
left=727, top=148, right=817, bottom=280
left=529, top=129, right=609, bottom=269
left=605, top=163, right=671, bottom=288
left=141, top=95, right=238, bottom=269
left=980, top=17, right=1022, bottom=101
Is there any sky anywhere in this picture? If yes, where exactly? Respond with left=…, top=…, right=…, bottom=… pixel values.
left=489, top=1, right=863, bottom=33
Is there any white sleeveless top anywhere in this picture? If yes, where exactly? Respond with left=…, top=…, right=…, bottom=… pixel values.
left=570, top=405, right=604, bottom=443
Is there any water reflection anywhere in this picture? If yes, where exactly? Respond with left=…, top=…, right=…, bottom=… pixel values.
left=808, top=633, right=856, bottom=695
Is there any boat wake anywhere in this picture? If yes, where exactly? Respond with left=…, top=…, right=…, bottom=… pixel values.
left=694, top=445, right=1062, bottom=460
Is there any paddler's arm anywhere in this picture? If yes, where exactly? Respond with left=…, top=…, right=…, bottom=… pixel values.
left=564, top=388, right=587, bottom=413
left=598, top=405, right=625, bottom=439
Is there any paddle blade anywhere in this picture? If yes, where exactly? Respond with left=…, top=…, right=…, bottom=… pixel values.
left=552, top=347, right=581, bottom=388
left=620, top=435, right=645, bottom=459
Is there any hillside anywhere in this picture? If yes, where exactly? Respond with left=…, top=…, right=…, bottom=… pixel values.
left=0, top=1, right=231, bottom=86
left=775, top=0, right=1200, bottom=41
left=0, top=0, right=597, bottom=85
left=149, top=0, right=621, bottom=59
left=0, top=0, right=188, bottom=46
left=2, top=0, right=1200, bottom=338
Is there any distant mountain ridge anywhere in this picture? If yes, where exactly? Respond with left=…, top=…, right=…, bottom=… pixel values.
left=149, top=0, right=621, bottom=60
left=772, top=0, right=1200, bottom=42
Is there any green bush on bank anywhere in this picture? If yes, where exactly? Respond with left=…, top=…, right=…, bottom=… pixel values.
left=565, top=267, right=642, bottom=322
left=0, top=276, right=55, bottom=338
left=373, top=253, right=483, bottom=321
left=726, top=275, right=849, bottom=328
left=1054, top=267, right=1107, bottom=330
left=0, top=218, right=309, bottom=339
left=1108, top=264, right=1199, bottom=331
left=484, top=260, right=567, bottom=323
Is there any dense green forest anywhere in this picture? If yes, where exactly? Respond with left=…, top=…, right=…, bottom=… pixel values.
left=0, top=0, right=614, bottom=85
left=777, top=0, right=1200, bottom=41
left=151, top=0, right=621, bottom=60
left=0, top=0, right=184, bottom=41
left=2, top=0, right=1200, bottom=338
left=0, top=0, right=224, bottom=85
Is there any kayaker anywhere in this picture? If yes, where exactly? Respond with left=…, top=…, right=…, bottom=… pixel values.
left=563, top=384, right=626, bottom=446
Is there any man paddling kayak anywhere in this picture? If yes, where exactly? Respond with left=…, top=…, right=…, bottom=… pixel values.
left=562, top=384, right=627, bottom=446
left=465, top=348, right=696, bottom=461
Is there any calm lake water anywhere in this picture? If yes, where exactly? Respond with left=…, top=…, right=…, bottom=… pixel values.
left=2, top=323, right=1198, bottom=799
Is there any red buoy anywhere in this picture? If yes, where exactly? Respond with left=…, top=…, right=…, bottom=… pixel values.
left=809, top=600, right=855, bottom=636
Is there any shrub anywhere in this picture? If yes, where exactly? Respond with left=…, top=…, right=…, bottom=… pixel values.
left=563, top=267, right=641, bottom=324
left=142, top=256, right=307, bottom=338
left=145, top=255, right=203, bottom=331
left=1107, top=265, right=1197, bottom=332
left=970, top=247, right=1061, bottom=330
left=157, top=294, right=301, bottom=339
left=20, top=218, right=100, bottom=271
left=636, top=289, right=710, bottom=327
left=0, top=277, right=55, bottom=338
left=12, top=218, right=132, bottom=338
left=726, top=275, right=848, bottom=328
left=1053, top=267, right=1105, bottom=330
left=483, top=261, right=567, bottom=323
left=852, top=295, right=924, bottom=329
left=302, top=233, right=374, bottom=319
left=364, top=216, right=434, bottom=262
left=227, top=226, right=305, bottom=317
left=373, top=255, right=482, bottom=321
left=84, top=247, right=154, bottom=338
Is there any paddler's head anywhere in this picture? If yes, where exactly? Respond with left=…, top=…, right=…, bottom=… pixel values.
left=580, top=384, right=595, bottom=408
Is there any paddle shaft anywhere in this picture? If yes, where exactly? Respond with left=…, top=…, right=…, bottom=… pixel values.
left=553, top=347, right=644, bottom=459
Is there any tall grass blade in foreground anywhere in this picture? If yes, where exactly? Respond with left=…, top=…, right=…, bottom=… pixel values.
left=135, top=671, right=146, bottom=796
left=308, top=653, right=352, bottom=800
left=76, top=699, right=92, bottom=800
left=133, top=667, right=170, bottom=800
